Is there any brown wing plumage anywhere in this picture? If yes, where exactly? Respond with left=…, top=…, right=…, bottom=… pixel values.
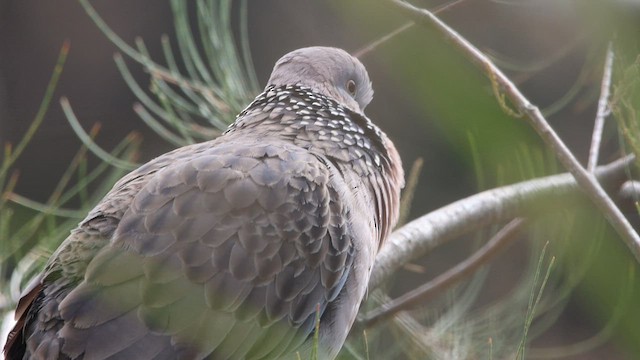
left=9, top=138, right=357, bottom=359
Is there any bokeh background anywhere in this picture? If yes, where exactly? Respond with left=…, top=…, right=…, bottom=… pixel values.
left=2, top=0, right=639, bottom=358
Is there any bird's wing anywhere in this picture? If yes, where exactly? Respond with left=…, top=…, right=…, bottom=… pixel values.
left=54, top=139, right=356, bottom=359
left=4, top=142, right=215, bottom=360
left=4, top=201, right=133, bottom=359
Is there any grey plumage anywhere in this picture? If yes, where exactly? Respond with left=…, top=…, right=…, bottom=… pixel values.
left=4, top=46, right=404, bottom=360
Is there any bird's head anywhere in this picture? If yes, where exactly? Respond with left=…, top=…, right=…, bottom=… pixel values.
left=267, top=46, right=374, bottom=113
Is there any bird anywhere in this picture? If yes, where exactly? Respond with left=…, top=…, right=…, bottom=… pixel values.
left=4, top=46, right=404, bottom=360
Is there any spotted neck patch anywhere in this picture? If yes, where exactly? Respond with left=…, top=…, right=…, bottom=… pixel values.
left=228, top=84, right=391, bottom=173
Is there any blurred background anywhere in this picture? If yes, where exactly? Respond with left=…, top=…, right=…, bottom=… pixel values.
left=1, top=0, right=639, bottom=358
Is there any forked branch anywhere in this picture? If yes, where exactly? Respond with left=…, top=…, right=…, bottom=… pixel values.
left=385, top=0, right=640, bottom=263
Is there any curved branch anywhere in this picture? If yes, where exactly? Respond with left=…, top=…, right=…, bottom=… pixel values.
left=364, top=218, right=526, bottom=327
left=370, top=155, right=634, bottom=289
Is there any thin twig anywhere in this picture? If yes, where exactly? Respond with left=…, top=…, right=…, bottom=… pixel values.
left=370, top=155, right=634, bottom=289
left=354, top=22, right=415, bottom=59
left=588, top=42, right=614, bottom=173
left=0, top=40, right=70, bottom=181
left=363, top=218, right=525, bottom=327
left=354, top=0, right=471, bottom=58
left=386, top=0, right=640, bottom=263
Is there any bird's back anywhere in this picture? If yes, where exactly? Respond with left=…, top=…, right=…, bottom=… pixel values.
left=4, top=47, right=404, bottom=360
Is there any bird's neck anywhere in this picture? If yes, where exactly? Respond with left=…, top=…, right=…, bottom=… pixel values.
left=228, top=85, right=384, bottom=169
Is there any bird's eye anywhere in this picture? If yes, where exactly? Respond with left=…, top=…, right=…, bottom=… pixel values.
left=346, top=80, right=357, bottom=97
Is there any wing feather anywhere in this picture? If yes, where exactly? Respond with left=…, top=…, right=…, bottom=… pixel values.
left=12, top=139, right=358, bottom=359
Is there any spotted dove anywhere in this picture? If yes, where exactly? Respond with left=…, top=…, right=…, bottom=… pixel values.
left=4, top=46, right=404, bottom=360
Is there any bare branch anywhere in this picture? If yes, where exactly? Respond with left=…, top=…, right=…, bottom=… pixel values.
left=385, top=0, right=640, bottom=263
left=353, top=22, right=414, bottom=59
left=364, top=218, right=525, bottom=327
left=354, top=0, right=471, bottom=58
left=620, top=180, right=640, bottom=200
left=588, top=42, right=614, bottom=172
left=370, top=155, right=634, bottom=289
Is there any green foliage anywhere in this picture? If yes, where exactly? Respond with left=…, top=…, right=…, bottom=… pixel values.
left=0, top=43, right=140, bottom=331
left=516, top=242, right=555, bottom=360
left=611, top=56, right=640, bottom=169
left=79, top=0, right=259, bottom=146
